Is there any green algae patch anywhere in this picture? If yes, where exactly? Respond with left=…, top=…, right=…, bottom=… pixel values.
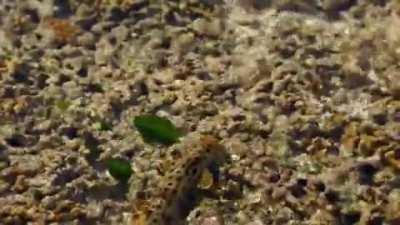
left=107, top=158, right=132, bottom=182
left=133, top=115, right=182, bottom=145
left=55, top=100, right=71, bottom=112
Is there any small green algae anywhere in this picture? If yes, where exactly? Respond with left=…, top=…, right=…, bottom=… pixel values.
left=106, top=158, right=132, bottom=182
left=133, top=115, right=182, bottom=145
left=55, top=100, right=71, bottom=112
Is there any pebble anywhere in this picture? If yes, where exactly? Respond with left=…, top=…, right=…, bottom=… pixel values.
left=192, top=18, right=223, bottom=37
left=4, top=155, right=42, bottom=177
left=200, top=215, right=224, bottom=225
left=245, top=219, right=265, bottom=225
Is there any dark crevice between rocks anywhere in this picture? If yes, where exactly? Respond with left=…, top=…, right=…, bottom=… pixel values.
left=36, top=74, right=49, bottom=89
left=357, top=163, right=377, bottom=185
left=372, top=113, right=387, bottom=126
left=367, top=216, right=384, bottom=225
left=85, top=83, right=104, bottom=93
left=109, top=8, right=129, bottom=22
left=77, top=15, right=98, bottom=31
left=290, top=182, right=307, bottom=198
left=324, top=126, right=345, bottom=143
left=324, top=189, right=340, bottom=203
left=24, top=8, right=40, bottom=24
left=5, top=134, right=38, bottom=148
left=77, top=67, right=88, bottom=78
left=53, top=0, right=73, bottom=18
left=5, top=135, right=26, bottom=148
left=324, top=0, right=359, bottom=20
left=0, top=86, right=15, bottom=98
left=179, top=189, right=204, bottom=219
left=123, top=0, right=149, bottom=14
left=110, top=101, right=124, bottom=120
left=138, top=81, right=149, bottom=96
left=368, top=0, right=388, bottom=6
left=83, top=132, right=102, bottom=167
left=288, top=140, right=307, bottom=156
left=52, top=168, right=81, bottom=186
left=61, top=127, right=79, bottom=140
left=11, top=65, right=34, bottom=86
left=87, top=181, right=129, bottom=201
left=55, top=74, right=72, bottom=86
left=340, top=211, right=361, bottom=225
left=314, top=181, right=326, bottom=192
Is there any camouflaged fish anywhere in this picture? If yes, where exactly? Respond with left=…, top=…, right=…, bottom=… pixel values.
left=131, top=135, right=228, bottom=225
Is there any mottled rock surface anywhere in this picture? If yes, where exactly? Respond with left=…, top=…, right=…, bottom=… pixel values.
left=1, top=0, right=400, bottom=224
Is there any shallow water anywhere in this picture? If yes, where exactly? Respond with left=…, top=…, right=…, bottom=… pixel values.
left=1, top=1, right=400, bottom=225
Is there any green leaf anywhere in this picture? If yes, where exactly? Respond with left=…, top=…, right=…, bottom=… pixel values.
left=133, top=115, right=182, bottom=145
left=106, top=158, right=132, bottom=182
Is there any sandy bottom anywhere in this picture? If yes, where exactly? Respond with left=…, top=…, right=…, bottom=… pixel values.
left=1, top=1, right=400, bottom=224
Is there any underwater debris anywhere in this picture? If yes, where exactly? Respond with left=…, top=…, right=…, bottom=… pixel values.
left=133, top=115, right=183, bottom=145
left=131, top=135, right=228, bottom=225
